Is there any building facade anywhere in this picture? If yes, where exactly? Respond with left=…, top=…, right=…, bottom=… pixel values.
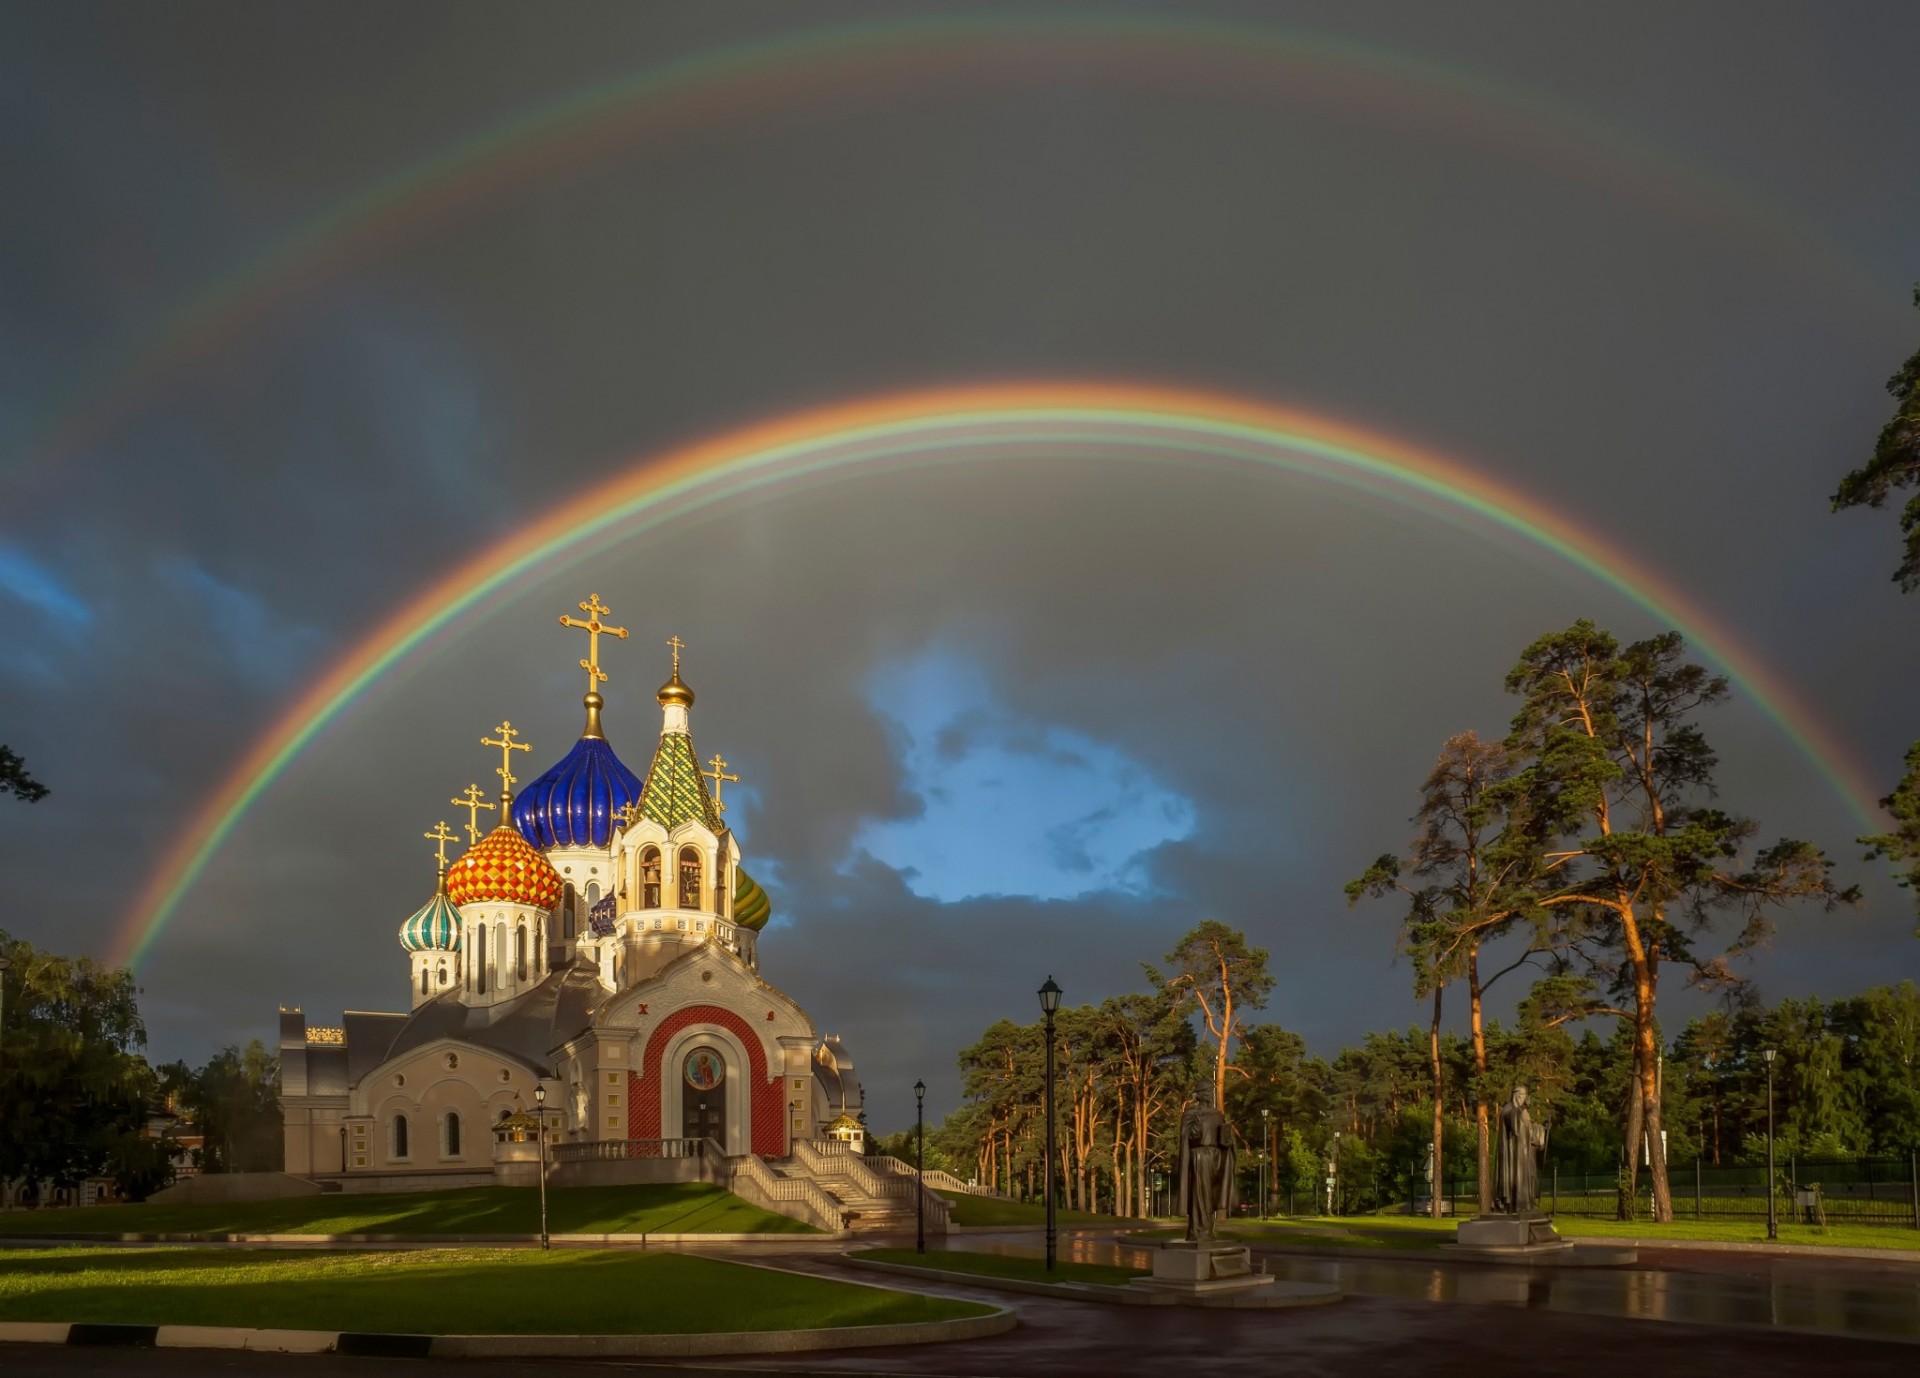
left=279, top=603, right=862, bottom=1183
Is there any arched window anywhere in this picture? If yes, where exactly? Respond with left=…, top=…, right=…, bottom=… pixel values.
left=536, top=920, right=545, bottom=974
left=515, top=925, right=528, bottom=981
left=420, top=966, right=429, bottom=996
left=563, top=884, right=577, bottom=941
left=475, top=924, right=488, bottom=994
left=437, top=963, right=449, bottom=987
left=641, top=848, right=661, bottom=908
left=445, top=1112, right=461, bottom=1158
left=678, top=847, right=702, bottom=909
left=393, top=1114, right=410, bottom=1160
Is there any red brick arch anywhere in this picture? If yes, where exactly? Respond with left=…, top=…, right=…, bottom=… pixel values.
left=628, top=1004, right=786, bottom=1156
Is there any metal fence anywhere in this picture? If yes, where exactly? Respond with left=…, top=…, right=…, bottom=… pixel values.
left=1377, top=1153, right=1920, bottom=1227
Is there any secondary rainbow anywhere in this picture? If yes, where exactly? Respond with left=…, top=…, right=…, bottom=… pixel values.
left=8, top=12, right=1890, bottom=504
left=110, top=382, right=1885, bottom=972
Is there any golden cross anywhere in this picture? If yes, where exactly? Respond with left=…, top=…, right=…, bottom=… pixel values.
left=451, top=784, right=496, bottom=845
left=481, top=721, right=530, bottom=800
left=703, top=752, right=740, bottom=813
left=424, top=820, right=458, bottom=875
left=558, top=593, right=628, bottom=692
left=666, top=634, right=685, bottom=677
left=619, top=800, right=644, bottom=828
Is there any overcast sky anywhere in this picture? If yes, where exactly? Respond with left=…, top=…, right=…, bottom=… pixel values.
left=3, top=1, right=1917, bottom=1131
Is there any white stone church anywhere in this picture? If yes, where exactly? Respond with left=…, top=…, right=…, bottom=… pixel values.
left=276, top=601, right=884, bottom=1216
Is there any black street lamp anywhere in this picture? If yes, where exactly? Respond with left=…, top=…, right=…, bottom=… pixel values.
left=534, top=1084, right=550, bottom=1251
left=1038, top=975, right=1062, bottom=1272
left=1763, top=1048, right=1778, bottom=1242
left=915, top=1079, right=927, bottom=1255
left=1260, top=1106, right=1270, bottom=1219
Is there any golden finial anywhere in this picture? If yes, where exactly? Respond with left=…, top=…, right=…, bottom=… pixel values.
left=424, top=820, right=458, bottom=882
left=481, top=721, right=530, bottom=805
left=451, top=784, right=496, bottom=845
left=703, top=752, right=740, bottom=813
left=658, top=635, right=694, bottom=710
left=559, top=593, right=628, bottom=739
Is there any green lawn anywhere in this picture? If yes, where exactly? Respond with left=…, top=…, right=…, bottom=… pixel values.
left=855, top=1247, right=1145, bottom=1286
left=1150, top=1213, right=1920, bottom=1253
left=0, top=1183, right=815, bottom=1238
left=934, top=1190, right=1121, bottom=1229
left=0, top=1248, right=990, bottom=1334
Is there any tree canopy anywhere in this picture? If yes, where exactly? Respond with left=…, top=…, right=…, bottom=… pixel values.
left=1831, top=285, right=1920, bottom=590
left=1, top=744, right=48, bottom=804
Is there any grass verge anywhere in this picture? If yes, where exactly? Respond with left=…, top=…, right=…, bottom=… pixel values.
left=934, top=1191, right=1119, bottom=1229
left=0, top=1183, right=814, bottom=1238
left=0, top=1248, right=990, bottom=1333
left=1143, top=1214, right=1920, bottom=1253
left=854, top=1247, right=1145, bottom=1286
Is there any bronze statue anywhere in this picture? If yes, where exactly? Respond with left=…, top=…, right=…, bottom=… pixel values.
left=1177, top=1081, right=1236, bottom=1241
left=1492, top=1084, right=1548, bottom=1213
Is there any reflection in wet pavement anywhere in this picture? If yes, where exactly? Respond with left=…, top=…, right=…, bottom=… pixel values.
left=953, top=1232, right=1920, bottom=1343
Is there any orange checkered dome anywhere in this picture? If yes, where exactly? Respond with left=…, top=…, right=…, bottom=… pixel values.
left=445, top=822, right=563, bottom=910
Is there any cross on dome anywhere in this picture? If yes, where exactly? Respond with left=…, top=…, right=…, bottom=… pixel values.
left=451, top=783, right=495, bottom=845
left=423, top=820, right=457, bottom=880
left=703, top=752, right=740, bottom=813
left=481, top=721, right=530, bottom=805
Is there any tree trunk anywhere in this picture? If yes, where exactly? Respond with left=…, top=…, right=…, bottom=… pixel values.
left=1619, top=1074, right=1643, bottom=1221
left=1469, top=951, right=1491, bottom=1215
left=1430, top=984, right=1445, bottom=1220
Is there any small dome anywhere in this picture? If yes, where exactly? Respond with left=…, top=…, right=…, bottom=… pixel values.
left=399, top=889, right=462, bottom=953
left=733, top=867, right=772, bottom=931
left=513, top=734, right=644, bottom=849
left=657, top=670, right=694, bottom=708
left=447, top=823, right=563, bottom=909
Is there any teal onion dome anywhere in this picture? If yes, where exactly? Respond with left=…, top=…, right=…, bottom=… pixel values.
left=732, top=867, right=772, bottom=931
left=399, top=889, right=462, bottom=953
left=513, top=735, right=644, bottom=849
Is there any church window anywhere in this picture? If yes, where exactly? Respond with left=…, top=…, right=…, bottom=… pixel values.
left=515, top=925, right=527, bottom=982
left=392, top=1114, right=409, bottom=1160
left=476, top=925, right=488, bottom=994
left=420, top=967, right=429, bottom=996
left=641, top=848, right=661, bottom=908
left=563, top=885, right=577, bottom=941
left=536, top=920, right=545, bottom=973
left=444, top=1112, right=461, bottom=1158
left=437, top=963, right=448, bottom=987
left=678, top=847, right=701, bottom=908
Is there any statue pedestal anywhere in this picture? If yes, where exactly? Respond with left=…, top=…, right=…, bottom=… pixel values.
left=1454, top=1212, right=1566, bottom=1252
left=1138, top=1240, right=1277, bottom=1297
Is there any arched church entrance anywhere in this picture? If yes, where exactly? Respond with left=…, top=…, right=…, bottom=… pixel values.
left=680, top=1044, right=727, bottom=1146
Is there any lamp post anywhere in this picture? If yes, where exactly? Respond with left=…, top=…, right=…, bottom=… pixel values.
left=1261, top=1107, right=1270, bottom=1219
left=1763, top=1048, right=1777, bottom=1242
left=914, top=1079, right=927, bottom=1255
left=1329, top=1131, right=1341, bottom=1216
left=1038, top=976, right=1062, bottom=1272
left=534, top=1084, right=550, bottom=1251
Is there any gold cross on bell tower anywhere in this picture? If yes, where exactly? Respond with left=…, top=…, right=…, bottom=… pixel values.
left=667, top=634, right=685, bottom=677
left=703, top=752, right=740, bottom=814
left=424, top=820, right=458, bottom=881
left=451, top=783, right=496, bottom=845
left=481, top=721, right=530, bottom=805
left=559, top=593, right=629, bottom=739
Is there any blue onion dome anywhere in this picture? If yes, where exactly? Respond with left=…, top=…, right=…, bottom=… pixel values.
left=733, top=867, right=772, bottom=931
left=512, top=733, right=644, bottom=849
left=399, top=889, right=462, bottom=953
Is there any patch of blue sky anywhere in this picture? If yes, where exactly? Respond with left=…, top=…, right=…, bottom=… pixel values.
left=0, top=543, right=92, bottom=632
left=852, top=645, right=1195, bottom=904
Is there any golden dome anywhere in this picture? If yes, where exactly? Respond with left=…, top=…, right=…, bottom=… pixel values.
left=657, top=671, right=695, bottom=709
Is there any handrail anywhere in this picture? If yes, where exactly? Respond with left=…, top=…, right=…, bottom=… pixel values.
left=797, top=1140, right=951, bottom=1226
left=728, top=1151, right=843, bottom=1231
left=550, top=1138, right=705, bottom=1164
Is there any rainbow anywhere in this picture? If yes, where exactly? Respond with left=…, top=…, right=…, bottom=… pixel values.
left=7, top=12, right=1892, bottom=504
left=111, top=382, right=1885, bottom=971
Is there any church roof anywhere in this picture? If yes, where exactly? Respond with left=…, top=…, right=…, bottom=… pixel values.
left=635, top=730, right=722, bottom=832
left=398, top=889, right=461, bottom=952
left=383, top=961, right=603, bottom=1075
left=447, top=822, right=563, bottom=909
left=733, top=867, right=771, bottom=931
left=512, top=734, right=645, bottom=849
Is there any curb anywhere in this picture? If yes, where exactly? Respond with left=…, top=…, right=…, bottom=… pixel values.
left=0, top=1229, right=840, bottom=1248
left=841, top=1255, right=1343, bottom=1309
left=0, top=1308, right=1015, bottom=1357
left=1170, top=1232, right=1920, bottom=1268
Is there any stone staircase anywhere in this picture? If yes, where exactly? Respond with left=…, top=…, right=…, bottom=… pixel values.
left=765, top=1140, right=951, bottom=1237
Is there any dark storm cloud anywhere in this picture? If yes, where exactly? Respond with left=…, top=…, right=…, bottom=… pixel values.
left=2, top=1, right=1918, bottom=1128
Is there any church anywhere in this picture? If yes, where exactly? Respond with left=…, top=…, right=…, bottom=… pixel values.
left=278, top=596, right=867, bottom=1185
